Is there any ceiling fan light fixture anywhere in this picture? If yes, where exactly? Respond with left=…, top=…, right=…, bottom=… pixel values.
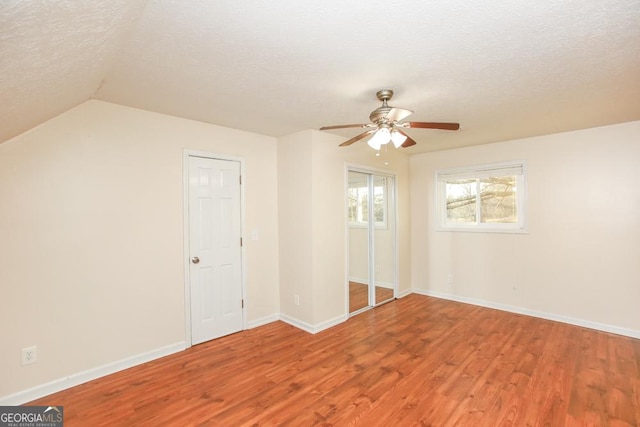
left=378, top=127, right=391, bottom=143
left=391, top=130, right=407, bottom=148
left=367, top=135, right=382, bottom=150
left=367, top=127, right=390, bottom=150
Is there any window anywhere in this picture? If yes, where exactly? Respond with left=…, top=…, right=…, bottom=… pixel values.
left=348, top=175, right=387, bottom=228
left=436, top=161, right=526, bottom=232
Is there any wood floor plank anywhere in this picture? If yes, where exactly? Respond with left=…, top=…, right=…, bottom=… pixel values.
left=28, top=294, right=640, bottom=426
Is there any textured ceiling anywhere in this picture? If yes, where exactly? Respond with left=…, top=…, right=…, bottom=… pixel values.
left=2, top=0, right=639, bottom=152
left=0, top=0, right=148, bottom=143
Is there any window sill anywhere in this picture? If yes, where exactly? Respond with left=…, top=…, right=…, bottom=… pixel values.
left=436, top=226, right=528, bottom=234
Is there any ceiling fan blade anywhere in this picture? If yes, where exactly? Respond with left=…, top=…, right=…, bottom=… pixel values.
left=320, top=124, right=368, bottom=131
left=406, top=122, right=460, bottom=130
left=397, top=129, right=417, bottom=148
left=385, top=107, right=413, bottom=122
left=339, top=130, right=375, bottom=147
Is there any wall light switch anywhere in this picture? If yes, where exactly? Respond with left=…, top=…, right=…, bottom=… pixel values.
left=251, top=230, right=259, bottom=241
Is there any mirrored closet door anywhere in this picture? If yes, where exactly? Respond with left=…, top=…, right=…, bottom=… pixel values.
left=347, top=169, right=396, bottom=315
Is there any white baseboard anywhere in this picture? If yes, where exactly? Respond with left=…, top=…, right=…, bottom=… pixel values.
left=247, top=313, right=280, bottom=329
left=280, top=313, right=348, bottom=334
left=313, top=314, right=348, bottom=333
left=413, top=289, right=640, bottom=339
left=396, top=288, right=412, bottom=298
left=279, top=314, right=315, bottom=333
left=0, top=342, right=186, bottom=406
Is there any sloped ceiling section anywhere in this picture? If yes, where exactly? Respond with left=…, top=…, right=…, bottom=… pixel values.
left=2, top=1, right=640, bottom=152
left=0, top=0, right=148, bottom=143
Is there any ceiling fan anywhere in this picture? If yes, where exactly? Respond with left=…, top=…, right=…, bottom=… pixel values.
left=320, top=89, right=460, bottom=149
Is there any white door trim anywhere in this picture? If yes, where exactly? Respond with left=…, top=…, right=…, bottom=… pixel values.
left=183, top=149, right=247, bottom=347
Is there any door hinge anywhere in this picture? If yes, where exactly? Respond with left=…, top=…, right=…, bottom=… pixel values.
left=241, top=299, right=244, bottom=309
left=240, top=237, right=243, bottom=247
left=239, top=175, right=242, bottom=185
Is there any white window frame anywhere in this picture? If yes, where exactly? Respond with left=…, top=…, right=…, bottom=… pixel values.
left=436, top=161, right=527, bottom=233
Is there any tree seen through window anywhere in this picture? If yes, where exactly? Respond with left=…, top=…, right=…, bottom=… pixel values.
left=446, top=176, right=516, bottom=224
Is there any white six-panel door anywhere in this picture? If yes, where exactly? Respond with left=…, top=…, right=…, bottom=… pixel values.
left=188, top=156, right=243, bottom=345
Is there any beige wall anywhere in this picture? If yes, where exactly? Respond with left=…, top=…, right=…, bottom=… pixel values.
left=277, top=131, right=314, bottom=324
left=410, top=121, right=640, bottom=334
left=278, top=130, right=411, bottom=328
left=0, top=100, right=280, bottom=398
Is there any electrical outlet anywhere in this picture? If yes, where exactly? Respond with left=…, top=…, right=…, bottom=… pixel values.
left=447, top=274, right=454, bottom=284
left=22, top=346, right=37, bottom=365
left=294, top=294, right=300, bottom=306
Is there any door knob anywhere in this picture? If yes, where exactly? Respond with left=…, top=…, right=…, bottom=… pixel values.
left=191, top=256, right=200, bottom=264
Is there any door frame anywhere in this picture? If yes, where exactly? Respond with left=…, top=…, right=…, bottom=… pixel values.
left=182, top=149, right=247, bottom=348
left=344, top=163, right=399, bottom=317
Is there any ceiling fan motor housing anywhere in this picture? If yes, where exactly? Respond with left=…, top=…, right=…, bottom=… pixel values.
left=370, top=107, right=393, bottom=124
left=370, top=89, right=394, bottom=124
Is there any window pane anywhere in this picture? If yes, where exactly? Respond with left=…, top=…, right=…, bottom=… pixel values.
left=480, top=176, right=516, bottom=223
left=446, top=180, right=477, bottom=223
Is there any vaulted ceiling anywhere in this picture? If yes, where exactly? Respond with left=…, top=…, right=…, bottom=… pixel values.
left=2, top=0, right=639, bottom=152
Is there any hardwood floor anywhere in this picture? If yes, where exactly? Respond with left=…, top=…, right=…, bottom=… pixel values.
left=31, top=294, right=640, bottom=426
left=349, top=281, right=394, bottom=313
